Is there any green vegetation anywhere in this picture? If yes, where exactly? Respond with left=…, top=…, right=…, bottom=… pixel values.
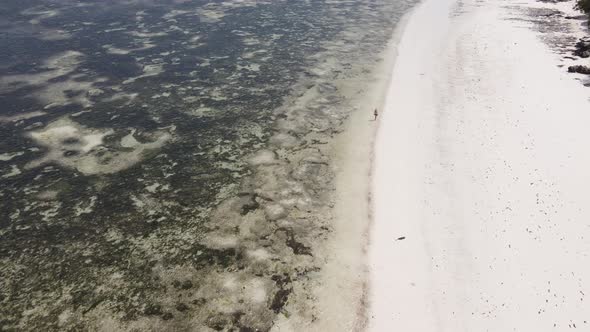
left=576, top=0, right=590, bottom=25
left=576, top=0, right=590, bottom=15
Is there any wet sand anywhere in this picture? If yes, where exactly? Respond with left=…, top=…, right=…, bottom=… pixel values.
left=370, top=0, right=590, bottom=330
left=271, top=19, right=410, bottom=332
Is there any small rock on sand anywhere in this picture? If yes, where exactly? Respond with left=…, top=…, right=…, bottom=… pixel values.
left=568, top=65, right=590, bottom=74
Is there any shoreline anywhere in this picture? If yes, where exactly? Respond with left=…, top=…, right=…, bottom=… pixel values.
left=270, top=4, right=421, bottom=330
left=311, top=15, right=410, bottom=330
left=368, top=0, right=455, bottom=329
left=369, top=0, right=590, bottom=330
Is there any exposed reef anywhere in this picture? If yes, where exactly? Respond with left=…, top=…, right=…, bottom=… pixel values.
left=26, top=117, right=171, bottom=175
left=0, top=0, right=417, bottom=330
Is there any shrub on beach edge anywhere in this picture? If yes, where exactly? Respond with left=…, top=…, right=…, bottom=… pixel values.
left=576, top=0, right=590, bottom=23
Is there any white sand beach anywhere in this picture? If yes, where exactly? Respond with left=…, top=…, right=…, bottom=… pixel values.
left=369, top=0, right=590, bottom=330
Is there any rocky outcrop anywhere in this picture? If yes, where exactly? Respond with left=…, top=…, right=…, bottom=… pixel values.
left=574, top=38, right=590, bottom=58
left=568, top=65, right=590, bottom=74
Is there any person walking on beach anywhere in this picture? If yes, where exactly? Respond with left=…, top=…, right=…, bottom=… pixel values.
left=374, top=108, right=378, bottom=121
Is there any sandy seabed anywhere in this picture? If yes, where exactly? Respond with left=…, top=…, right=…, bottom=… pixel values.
left=369, top=0, right=590, bottom=330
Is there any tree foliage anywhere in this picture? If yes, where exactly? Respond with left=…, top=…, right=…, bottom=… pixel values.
left=576, top=0, right=590, bottom=14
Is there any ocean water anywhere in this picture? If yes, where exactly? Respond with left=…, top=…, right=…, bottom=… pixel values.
left=0, top=0, right=416, bottom=330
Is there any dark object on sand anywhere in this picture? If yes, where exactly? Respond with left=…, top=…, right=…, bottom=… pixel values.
left=396, top=236, right=406, bottom=241
left=374, top=108, right=378, bottom=120
left=568, top=65, right=590, bottom=74
left=574, top=38, right=590, bottom=58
